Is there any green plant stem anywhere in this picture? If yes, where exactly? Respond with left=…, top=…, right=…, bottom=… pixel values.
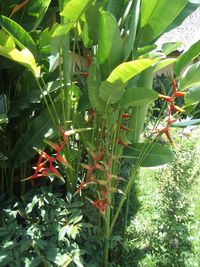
left=115, top=68, right=154, bottom=238
left=103, top=109, right=121, bottom=267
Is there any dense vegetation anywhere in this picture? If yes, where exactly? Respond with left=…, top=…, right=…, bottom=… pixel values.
left=0, top=0, right=200, bottom=266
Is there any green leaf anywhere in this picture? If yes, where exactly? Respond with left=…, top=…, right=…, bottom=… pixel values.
left=154, top=58, right=176, bottom=72
left=119, top=87, right=158, bottom=107
left=50, top=23, right=73, bottom=55
left=0, top=46, right=40, bottom=77
left=170, top=118, right=200, bottom=127
left=123, top=0, right=140, bottom=60
left=166, top=2, right=200, bottom=32
left=59, top=226, right=68, bottom=241
left=123, top=143, right=174, bottom=167
left=82, top=4, right=100, bottom=47
left=162, top=42, right=182, bottom=56
left=87, top=62, right=107, bottom=112
left=179, top=62, right=200, bottom=90
left=174, top=39, right=200, bottom=76
left=0, top=152, right=7, bottom=161
left=51, top=0, right=92, bottom=55
left=136, top=44, right=157, bottom=57
left=0, top=114, right=8, bottom=124
left=97, top=11, right=123, bottom=79
left=20, top=239, right=32, bottom=252
left=184, top=85, right=200, bottom=106
left=138, top=0, right=188, bottom=44
left=60, top=0, right=92, bottom=18
left=0, top=30, right=15, bottom=48
left=99, top=58, right=159, bottom=104
left=9, top=105, right=62, bottom=168
left=30, top=256, right=44, bottom=267
left=60, top=254, right=72, bottom=267
left=0, top=15, right=37, bottom=57
left=28, top=0, right=51, bottom=30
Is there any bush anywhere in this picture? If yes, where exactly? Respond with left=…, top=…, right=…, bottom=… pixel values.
left=0, top=186, right=102, bottom=267
left=125, top=133, right=200, bottom=266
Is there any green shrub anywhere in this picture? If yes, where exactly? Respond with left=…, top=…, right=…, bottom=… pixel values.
left=125, top=134, right=200, bottom=266
left=0, top=186, right=102, bottom=267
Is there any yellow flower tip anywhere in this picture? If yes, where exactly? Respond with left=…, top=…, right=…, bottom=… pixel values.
left=171, top=142, right=177, bottom=149
left=171, top=104, right=185, bottom=113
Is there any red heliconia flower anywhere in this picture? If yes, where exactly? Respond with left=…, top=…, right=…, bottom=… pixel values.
left=157, top=125, right=174, bottom=146
left=87, top=54, right=92, bottom=66
left=24, top=129, right=69, bottom=182
left=171, top=77, right=177, bottom=94
left=87, top=110, right=95, bottom=126
left=120, top=125, right=129, bottom=131
left=92, top=198, right=110, bottom=215
left=82, top=72, right=89, bottom=79
left=159, top=94, right=173, bottom=103
left=159, top=76, right=186, bottom=114
left=170, top=104, right=185, bottom=113
left=117, top=135, right=129, bottom=147
left=122, top=113, right=130, bottom=118
left=173, top=91, right=186, bottom=97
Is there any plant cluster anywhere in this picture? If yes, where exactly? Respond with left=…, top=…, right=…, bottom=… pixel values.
left=1, top=0, right=200, bottom=266
left=0, top=186, right=103, bottom=267
left=125, top=135, right=200, bottom=266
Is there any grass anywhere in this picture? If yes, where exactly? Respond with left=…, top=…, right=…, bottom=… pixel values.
left=125, top=131, right=200, bottom=266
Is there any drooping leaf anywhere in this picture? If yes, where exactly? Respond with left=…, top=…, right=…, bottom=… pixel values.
left=119, top=87, right=158, bottom=107
left=51, top=0, right=92, bottom=55
left=50, top=23, right=73, bottom=55
left=166, top=1, right=200, bottom=32
left=0, top=15, right=37, bottom=56
left=136, top=44, right=157, bottom=57
left=0, top=46, right=40, bottom=77
left=154, top=58, right=176, bottom=72
left=162, top=42, right=182, bottom=56
left=123, top=143, right=174, bottom=167
left=0, top=30, right=15, bottom=48
left=174, top=39, right=200, bottom=76
left=170, top=118, right=200, bottom=127
left=87, top=62, right=107, bottom=112
left=138, top=0, right=188, bottom=45
left=9, top=104, right=62, bottom=168
left=82, top=3, right=100, bottom=47
left=97, top=11, right=123, bottom=79
left=28, top=0, right=51, bottom=30
left=179, top=61, right=200, bottom=90
left=184, top=85, right=200, bottom=106
left=99, top=58, right=159, bottom=104
left=123, top=0, right=140, bottom=60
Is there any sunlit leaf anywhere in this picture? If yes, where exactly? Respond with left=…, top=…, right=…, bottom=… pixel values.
left=138, top=0, right=188, bottom=44
left=184, top=85, right=200, bottom=106
left=174, top=39, right=200, bottom=76
left=97, top=10, right=123, bottom=79
left=87, top=62, right=107, bottom=112
left=119, top=87, right=158, bottom=107
left=123, top=143, right=174, bottom=167
left=171, top=118, right=200, bottom=127
left=99, top=58, right=159, bottom=103
left=179, top=62, right=200, bottom=90
left=154, top=58, right=176, bottom=72
left=0, top=15, right=37, bottom=56
left=51, top=0, right=92, bottom=55
left=0, top=46, right=40, bottom=77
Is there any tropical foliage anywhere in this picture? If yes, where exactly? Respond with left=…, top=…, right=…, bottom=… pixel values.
left=1, top=0, right=200, bottom=266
